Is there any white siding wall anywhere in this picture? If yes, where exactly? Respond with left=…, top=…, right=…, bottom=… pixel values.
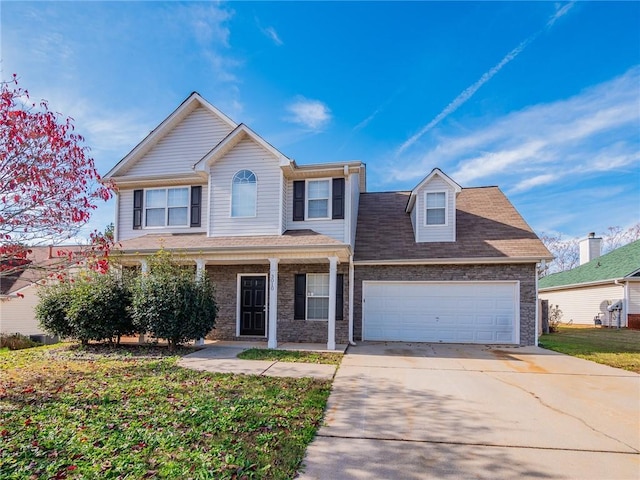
left=415, top=176, right=456, bottom=243
left=540, top=284, right=626, bottom=326
left=125, top=106, right=233, bottom=176
left=281, top=175, right=288, bottom=234
left=349, top=173, right=360, bottom=248
left=117, top=186, right=208, bottom=241
left=284, top=179, right=345, bottom=242
left=209, top=139, right=281, bottom=236
left=628, top=282, right=640, bottom=314
left=0, top=286, right=46, bottom=335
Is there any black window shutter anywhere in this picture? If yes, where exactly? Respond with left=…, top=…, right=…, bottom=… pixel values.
left=294, top=274, right=306, bottom=319
left=336, top=274, right=344, bottom=320
left=332, top=178, right=345, bottom=220
left=133, top=189, right=143, bottom=229
left=190, top=186, right=202, bottom=227
left=293, top=181, right=305, bottom=221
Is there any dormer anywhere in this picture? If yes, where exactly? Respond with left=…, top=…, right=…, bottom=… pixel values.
left=405, top=168, right=461, bottom=243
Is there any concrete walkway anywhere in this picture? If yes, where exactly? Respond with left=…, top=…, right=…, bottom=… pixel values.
left=178, top=342, right=345, bottom=380
left=300, top=342, right=640, bottom=480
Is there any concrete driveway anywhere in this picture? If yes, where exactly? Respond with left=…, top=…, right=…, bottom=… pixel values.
left=300, top=343, right=640, bottom=480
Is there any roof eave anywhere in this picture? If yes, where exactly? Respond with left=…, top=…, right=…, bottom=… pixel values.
left=354, top=256, right=549, bottom=266
left=539, top=277, right=628, bottom=292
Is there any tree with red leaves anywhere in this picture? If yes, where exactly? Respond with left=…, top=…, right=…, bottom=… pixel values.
left=0, top=75, right=115, bottom=281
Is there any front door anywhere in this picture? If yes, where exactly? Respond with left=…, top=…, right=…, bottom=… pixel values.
left=240, top=276, right=267, bottom=336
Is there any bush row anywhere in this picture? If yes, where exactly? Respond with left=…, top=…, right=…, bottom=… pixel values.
left=35, top=251, right=217, bottom=349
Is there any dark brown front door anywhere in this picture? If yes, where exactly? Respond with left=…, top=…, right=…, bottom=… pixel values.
left=240, top=276, right=266, bottom=336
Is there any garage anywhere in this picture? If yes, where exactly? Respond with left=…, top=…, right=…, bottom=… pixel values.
left=362, top=281, right=519, bottom=344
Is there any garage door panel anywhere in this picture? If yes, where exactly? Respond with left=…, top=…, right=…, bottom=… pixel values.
left=363, top=282, right=518, bottom=344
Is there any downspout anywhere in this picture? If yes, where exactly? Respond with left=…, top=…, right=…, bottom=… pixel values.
left=535, top=261, right=543, bottom=347
left=348, top=254, right=356, bottom=346
left=614, top=279, right=628, bottom=327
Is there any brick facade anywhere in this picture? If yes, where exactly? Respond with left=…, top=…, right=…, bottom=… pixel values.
left=206, top=263, right=350, bottom=344
left=353, top=263, right=538, bottom=346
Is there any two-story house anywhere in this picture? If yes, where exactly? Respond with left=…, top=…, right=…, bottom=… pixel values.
left=105, top=93, right=551, bottom=349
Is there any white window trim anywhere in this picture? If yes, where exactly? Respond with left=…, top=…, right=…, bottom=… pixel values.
left=236, top=273, right=269, bottom=337
left=143, top=187, right=190, bottom=229
left=306, top=273, right=330, bottom=321
left=230, top=170, right=258, bottom=219
left=305, top=178, right=332, bottom=221
left=424, top=190, right=448, bottom=227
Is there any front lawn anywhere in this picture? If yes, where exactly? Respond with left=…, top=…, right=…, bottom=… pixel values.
left=539, top=326, right=640, bottom=373
left=0, top=344, right=331, bottom=479
left=238, top=348, right=343, bottom=365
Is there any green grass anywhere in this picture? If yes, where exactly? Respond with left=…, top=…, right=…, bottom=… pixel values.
left=237, top=348, right=343, bottom=365
left=0, top=344, right=331, bottom=479
left=539, top=326, right=640, bottom=373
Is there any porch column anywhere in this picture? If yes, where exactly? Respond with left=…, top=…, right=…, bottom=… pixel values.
left=195, top=258, right=206, bottom=347
left=139, top=259, right=148, bottom=344
left=327, top=256, right=338, bottom=351
left=268, top=258, right=279, bottom=349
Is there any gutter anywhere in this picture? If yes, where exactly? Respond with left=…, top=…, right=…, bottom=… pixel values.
left=354, top=256, right=552, bottom=266
left=539, top=277, right=627, bottom=292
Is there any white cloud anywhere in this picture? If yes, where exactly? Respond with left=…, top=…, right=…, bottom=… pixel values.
left=263, top=26, right=283, bottom=46
left=386, top=66, right=640, bottom=195
left=396, top=2, right=576, bottom=155
left=285, top=97, right=332, bottom=131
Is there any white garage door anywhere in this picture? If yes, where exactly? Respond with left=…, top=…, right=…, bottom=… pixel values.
left=363, top=281, right=519, bottom=344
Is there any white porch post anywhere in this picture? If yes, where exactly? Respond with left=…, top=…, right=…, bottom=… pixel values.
left=268, top=258, right=279, bottom=349
left=139, top=259, right=148, bottom=344
left=195, top=258, right=206, bottom=347
left=327, top=256, right=338, bottom=351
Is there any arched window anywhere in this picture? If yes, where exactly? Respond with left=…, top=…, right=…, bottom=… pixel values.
left=231, top=169, right=257, bottom=217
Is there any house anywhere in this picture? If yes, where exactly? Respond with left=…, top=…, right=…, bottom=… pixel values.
left=104, top=92, right=552, bottom=349
left=0, top=246, right=75, bottom=340
left=539, top=236, right=640, bottom=329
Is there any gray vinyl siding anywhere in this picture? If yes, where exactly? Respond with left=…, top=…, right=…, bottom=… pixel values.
left=629, top=283, right=640, bottom=314
left=125, top=106, right=233, bottom=176
left=539, top=284, right=626, bottom=326
left=0, top=286, right=46, bottom=335
left=281, top=176, right=288, bottom=234
left=209, top=138, right=281, bottom=236
left=117, top=186, right=208, bottom=241
left=285, top=179, right=345, bottom=242
left=416, top=176, right=456, bottom=242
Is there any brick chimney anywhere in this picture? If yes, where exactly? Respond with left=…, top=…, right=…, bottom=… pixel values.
left=579, top=232, right=602, bottom=265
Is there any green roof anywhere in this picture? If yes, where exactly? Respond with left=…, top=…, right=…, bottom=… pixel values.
left=539, top=239, right=640, bottom=290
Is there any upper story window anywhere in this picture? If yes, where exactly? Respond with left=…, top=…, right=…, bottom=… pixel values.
left=425, top=191, right=447, bottom=226
left=145, top=187, right=189, bottom=227
left=307, top=180, right=330, bottom=219
left=231, top=169, right=257, bottom=217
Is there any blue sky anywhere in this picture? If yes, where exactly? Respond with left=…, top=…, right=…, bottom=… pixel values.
left=2, top=1, right=639, bottom=241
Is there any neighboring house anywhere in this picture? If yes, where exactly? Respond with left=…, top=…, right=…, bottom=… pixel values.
left=0, top=246, right=74, bottom=338
left=104, top=92, right=551, bottom=349
left=539, top=237, right=640, bottom=329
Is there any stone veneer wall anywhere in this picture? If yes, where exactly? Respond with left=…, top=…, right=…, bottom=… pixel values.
left=353, top=263, right=537, bottom=346
left=206, top=263, right=349, bottom=344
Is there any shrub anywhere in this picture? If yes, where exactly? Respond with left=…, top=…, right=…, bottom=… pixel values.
left=549, top=304, right=564, bottom=332
left=0, top=333, right=41, bottom=350
left=36, top=272, right=134, bottom=344
left=131, top=250, right=217, bottom=350
left=36, top=281, right=75, bottom=339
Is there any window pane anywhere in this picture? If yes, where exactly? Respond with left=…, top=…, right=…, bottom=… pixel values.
left=232, top=182, right=256, bottom=217
left=308, top=199, right=328, bottom=218
left=168, top=207, right=188, bottom=225
left=167, top=188, right=188, bottom=207
left=146, top=208, right=165, bottom=226
left=426, top=208, right=445, bottom=225
left=426, top=192, right=445, bottom=208
left=146, top=189, right=166, bottom=208
left=307, top=274, right=329, bottom=296
left=307, top=298, right=329, bottom=320
left=308, top=180, right=329, bottom=200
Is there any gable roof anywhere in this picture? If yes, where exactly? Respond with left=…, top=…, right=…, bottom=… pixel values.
left=354, top=187, right=551, bottom=263
left=193, top=123, right=290, bottom=171
left=539, top=239, right=640, bottom=290
left=105, top=92, right=237, bottom=179
left=406, top=168, right=462, bottom=213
